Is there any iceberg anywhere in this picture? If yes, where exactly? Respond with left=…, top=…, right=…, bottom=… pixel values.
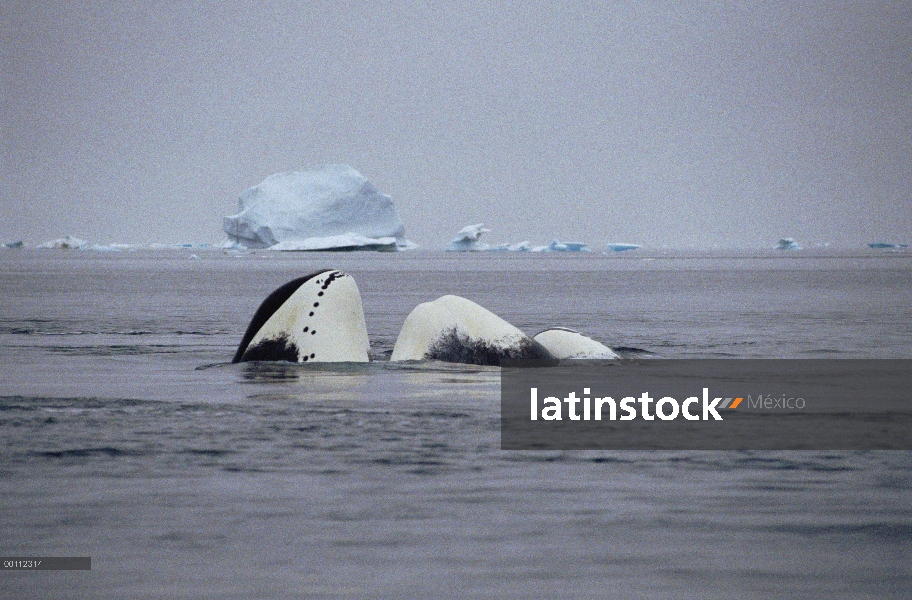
left=446, top=223, right=491, bottom=252
left=605, top=243, right=641, bottom=252
left=868, top=242, right=907, bottom=249
left=37, top=235, right=88, bottom=250
left=537, top=240, right=590, bottom=252
left=507, top=241, right=532, bottom=252
left=775, top=238, right=801, bottom=250
left=222, top=164, right=415, bottom=251
left=1, top=240, right=23, bottom=249
left=88, top=244, right=122, bottom=252
left=445, top=225, right=590, bottom=253
left=487, top=241, right=532, bottom=252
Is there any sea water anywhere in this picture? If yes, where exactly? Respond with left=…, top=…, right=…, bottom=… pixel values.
left=1, top=249, right=910, bottom=598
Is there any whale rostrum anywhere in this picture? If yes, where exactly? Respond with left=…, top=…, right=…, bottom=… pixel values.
left=233, top=269, right=370, bottom=363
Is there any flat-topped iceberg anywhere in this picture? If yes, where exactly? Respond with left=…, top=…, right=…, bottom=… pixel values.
left=223, top=164, right=415, bottom=251
left=605, top=243, right=641, bottom=252
left=537, top=240, right=590, bottom=252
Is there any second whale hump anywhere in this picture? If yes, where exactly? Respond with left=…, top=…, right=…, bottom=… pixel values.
left=233, top=269, right=370, bottom=363
left=390, top=295, right=553, bottom=366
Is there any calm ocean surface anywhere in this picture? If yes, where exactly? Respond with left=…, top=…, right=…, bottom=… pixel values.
left=1, top=248, right=910, bottom=598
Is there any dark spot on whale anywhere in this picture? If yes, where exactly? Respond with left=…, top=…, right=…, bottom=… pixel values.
left=232, top=269, right=333, bottom=363
left=320, top=270, right=344, bottom=290
left=318, top=291, right=324, bottom=296
left=303, top=326, right=309, bottom=333
left=311, top=330, right=316, bottom=335
left=310, top=353, right=315, bottom=359
left=309, top=312, right=314, bottom=317
left=302, top=355, right=308, bottom=362
left=239, top=334, right=300, bottom=363
left=313, top=302, right=319, bottom=307
left=425, top=328, right=554, bottom=366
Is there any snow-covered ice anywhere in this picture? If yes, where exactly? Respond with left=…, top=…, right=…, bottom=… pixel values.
left=536, top=240, right=590, bottom=252
left=446, top=223, right=491, bottom=252
left=446, top=225, right=589, bottom=253
left=605, top=243, right=641, bottom=252
left=868, top=242, right=907, bottom=249
left=37, top=235, right=88, bottom=250
left=775, top=238, right=801, bottom=250
left=223, top=164, right=414, bottom=251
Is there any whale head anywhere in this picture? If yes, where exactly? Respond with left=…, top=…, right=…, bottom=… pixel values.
left=390, top=295, right=553, bottom=365
left=233, top=269, right=370, bottom=363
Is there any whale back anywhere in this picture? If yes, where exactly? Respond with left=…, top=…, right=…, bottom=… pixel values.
left=391, top=295, right=552, bottom=365
left=233, top=269, right=369, bottom=363
left=532, top=327, right=618, bottom=359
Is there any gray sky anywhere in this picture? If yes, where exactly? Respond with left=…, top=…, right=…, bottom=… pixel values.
left=3, top=1, right=910, bottom=248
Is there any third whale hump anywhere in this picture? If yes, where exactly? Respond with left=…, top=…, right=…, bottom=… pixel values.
left=390, top=295, right=553, bottom=366
left=532, top=327, right=619, bottom=359
left=233, top=269, right=369, bottom=363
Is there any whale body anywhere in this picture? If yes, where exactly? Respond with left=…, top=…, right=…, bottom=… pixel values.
left=391, top=295, right=553, bottom=365
left=233, top=269, right=369, bottom=363
left=532, top=327, right=619, bottom=359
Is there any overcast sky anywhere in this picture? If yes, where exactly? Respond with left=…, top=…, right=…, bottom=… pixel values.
left=3, top=1, right=910, bottom=248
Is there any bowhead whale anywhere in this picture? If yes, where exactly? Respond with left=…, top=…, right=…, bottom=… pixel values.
left=232, top=269, right=369, bottom=363
left=532, top=327, right=619, bottom=359
left=234, top=272, right=617, bottom=365
left=390, top=295, right=553, bottom=365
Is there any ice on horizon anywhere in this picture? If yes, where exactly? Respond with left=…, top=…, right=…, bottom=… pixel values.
left=775, top=238, right=802, bottom=250
left=446, top=224, right=589, bottom=252
left=446, top=223, right=492, bottom=251
left=606, top=243, right=641, bottom=252
left=222, top=164, right=415, bottom=251
left=37, top=235, right=89, bottom=250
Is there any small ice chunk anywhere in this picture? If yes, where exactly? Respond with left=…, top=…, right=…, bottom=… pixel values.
left=868, top=242, right=907, bottom=249
left=605, top=243, right=641, bottom=252
left=446, top=223, right=491, bottom=251
left=37, top=236, right=88, bottom=250
left=775, top=238, right=801, bottom=250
